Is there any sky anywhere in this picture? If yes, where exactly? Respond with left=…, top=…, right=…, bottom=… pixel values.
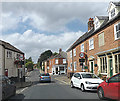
left=0, top=0, right=119, bottom=63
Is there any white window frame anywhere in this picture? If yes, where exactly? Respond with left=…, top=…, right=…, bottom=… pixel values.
left=100, top=57, right=107, bottom=73
left=111, top=8, right=115, bottom=18
left=7, top=50, right=12, bottom=58
left=55, top=59, right=58, bottom=64
left=114, top=22, right=120, bottom=40
left=98, top=32, right=104, bottom=47
left=89, top=38, right=94, bottom=50
left=81, top=43, right=84, bottom=52
left=74, top=61, right=77, bottom=71
left=73, top=48, right=76, bottom=56
left=63, top=59, right=66, bottom=64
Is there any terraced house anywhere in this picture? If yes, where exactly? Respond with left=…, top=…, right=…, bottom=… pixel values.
left=67, top=1, right=120, bottom=78
left=0, top=40, right=25, bottom=82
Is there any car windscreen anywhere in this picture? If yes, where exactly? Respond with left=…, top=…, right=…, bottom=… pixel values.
left=41, top=73, right=50, bottom=76
left=81, top=74, right=98, bottom=78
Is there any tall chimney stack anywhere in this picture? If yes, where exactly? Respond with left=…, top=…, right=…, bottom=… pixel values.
left=59, top=48, right=62, bottom=53
left=88, top=18, right=94, bottom=31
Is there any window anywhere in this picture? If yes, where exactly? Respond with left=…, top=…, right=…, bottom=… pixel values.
left=115, top=54, right=120, bottom=73
left=70, top=63, right=72, bottom=71
left=50, top=61, right=51, bottom=65
left=111, top=9, right=115, bottom=18
left=95, top=21, right=99, bottom=29
left=81, top=44, right=84, bottom=52
left=55, top=59, right=58, bottom=64
left=7, top=50, right=12, bottom=58
left=98, top=32, right=104, bottom=47
left=100, top=57, right=107, bottom=73
left=74, top=73, right=80, bottom=78
left=89, top=38, right=94, bottom=50
left=114, top=22, right=120, bottom=40
left=63, top=59, right=66, bottom=64
left=73, top=48, right=76, bottom=56
left=74, top=61, right=76, bottom=71
left=109, top=73, right=120, bottom=83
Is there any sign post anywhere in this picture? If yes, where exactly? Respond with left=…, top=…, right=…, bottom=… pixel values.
left=79, top=52, right=85, bottom=71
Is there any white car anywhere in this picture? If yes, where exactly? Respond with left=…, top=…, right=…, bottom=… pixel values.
left=70, top=72, right=103, bottom=91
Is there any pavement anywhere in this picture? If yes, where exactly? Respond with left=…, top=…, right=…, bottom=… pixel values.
left=15, top=71, right=33, bottom=90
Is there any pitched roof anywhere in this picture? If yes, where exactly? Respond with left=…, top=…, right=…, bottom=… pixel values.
left=66, top=12, right=120, bottom=52
left=96, top=16, right=109, bottom=20
left=112, top=1, right=120, bottom=6
left=0, top=40, right=24, bottom=54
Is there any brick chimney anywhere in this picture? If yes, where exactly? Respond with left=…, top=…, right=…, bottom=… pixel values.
left=88, top=18, right=94, bottom=31
left=59, top=48, right=62, bottom=53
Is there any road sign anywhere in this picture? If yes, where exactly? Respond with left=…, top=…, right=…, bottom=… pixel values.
left=79, top=59, right=85, bottom=62
left=79, top=52, right=85, bottom=58
left=19, top=55, right=24, bottom=60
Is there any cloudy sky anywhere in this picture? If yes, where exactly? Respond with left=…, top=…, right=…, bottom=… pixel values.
left=0, top=0, right=119, bottom=63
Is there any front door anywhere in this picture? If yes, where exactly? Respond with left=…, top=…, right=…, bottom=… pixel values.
left=56, top=68, right=58, bottom=74
left=109, top=58, right=113, bottom=77
left=90, top=61, right=94, bottom=73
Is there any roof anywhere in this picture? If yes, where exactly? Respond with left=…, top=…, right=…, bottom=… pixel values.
left=0, top=40, right=24, bottom=54
left=66, top=12, right=120, bottom=52
left=48, top=51, right=67, bottom=60
left=96, top=16, right=109, bottom=20
left=112, top=1, right=120, bottom=6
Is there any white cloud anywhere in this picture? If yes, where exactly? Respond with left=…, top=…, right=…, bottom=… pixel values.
left=2, top=2, right=109, bottom=33
left=1, top=30, right=84, bottom=63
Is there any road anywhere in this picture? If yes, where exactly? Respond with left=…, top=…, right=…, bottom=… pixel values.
left=7, top=69, right=106, bottom=100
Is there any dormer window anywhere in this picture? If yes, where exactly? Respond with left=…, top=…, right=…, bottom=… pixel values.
left=111, top=8, right=115, bottom=18
left=95, top=21, right=99, bottom=29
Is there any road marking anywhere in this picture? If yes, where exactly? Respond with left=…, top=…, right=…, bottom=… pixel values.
left=54, top=78, right=69, bottom=85
left=16, top=87, right=28, bottom=94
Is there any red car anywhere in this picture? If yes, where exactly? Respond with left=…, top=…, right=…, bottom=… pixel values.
left=97, top=73, right=120, bottom=100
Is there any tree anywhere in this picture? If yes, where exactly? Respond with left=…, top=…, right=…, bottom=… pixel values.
left=25, top=57, right=34, bottom=71
left=37, top=50, right=53, bottom=67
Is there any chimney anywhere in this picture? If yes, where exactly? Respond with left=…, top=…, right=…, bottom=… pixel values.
left=88, top=18, right=94, bottom=31
left=59, top=48, right=62, bottom=53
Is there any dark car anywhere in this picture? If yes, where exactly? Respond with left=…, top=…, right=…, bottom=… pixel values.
left=1, top=75, right=16, bottom=100
left=97, top=73, right=120, bottom=100
left=39, top=73, right=51, bottom=83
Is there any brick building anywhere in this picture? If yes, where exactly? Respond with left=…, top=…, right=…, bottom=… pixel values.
left=44, top=49, right=67, bottom=75
left=67, top=1, right=120, bottom=78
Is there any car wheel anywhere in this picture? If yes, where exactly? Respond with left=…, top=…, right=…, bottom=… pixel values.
left=81, top=84, right=85, bottom=92
left=71, top=82, right=74, bottom=88
left=97, top=87, right=105, bottom=100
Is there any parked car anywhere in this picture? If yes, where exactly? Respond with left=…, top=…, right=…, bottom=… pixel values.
left=97, top=73, right=120, bottom=100
left=39, top=73, right=51, bottom=83
left=70, top=72, right=103, bottom=91
left=1, top=75, right=16, bottom=100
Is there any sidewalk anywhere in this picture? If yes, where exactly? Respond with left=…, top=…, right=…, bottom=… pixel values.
left=15, top=81, right=32, bottom=89
left=54, top=74, right=71, bottom=85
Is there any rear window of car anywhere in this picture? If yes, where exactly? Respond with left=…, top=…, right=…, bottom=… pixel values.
left=41, top=73, right=50, bottom=76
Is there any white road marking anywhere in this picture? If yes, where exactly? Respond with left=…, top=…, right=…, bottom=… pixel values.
left=16, top=87, right=28, bottom=94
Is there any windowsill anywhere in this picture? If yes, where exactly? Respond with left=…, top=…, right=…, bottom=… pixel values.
left=89, top=48, right=94, bottom=51
left=100, top=73, right=107, bottom=75
left=114, top=37, right=120, bottom=41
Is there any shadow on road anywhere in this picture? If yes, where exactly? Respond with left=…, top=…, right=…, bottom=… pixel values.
left=6, top=94, right=25, bottom=101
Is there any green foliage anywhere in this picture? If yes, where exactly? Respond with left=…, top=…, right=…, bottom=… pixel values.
left=25, top=57, right=34, bottom=71
left=37, top=50, right=53, bottom=67
left=53, top=52, right=58, bottom=56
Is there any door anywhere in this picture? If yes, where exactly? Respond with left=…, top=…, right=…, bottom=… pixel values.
left=56, top=68, right=58, bottom=74
left=106, top=74, right=120, bottom=99
left=109, top=58, right=113, bottom=77
left=90, top=61, right=94, bottom=73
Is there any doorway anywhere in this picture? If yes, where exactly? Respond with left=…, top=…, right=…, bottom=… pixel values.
left=56, top=68, right=58, bottom=74
left=109, top=56, right=113, bottom=77
left=89, top=61, right=94, bottom=73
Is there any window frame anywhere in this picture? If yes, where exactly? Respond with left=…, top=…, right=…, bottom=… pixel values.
left=81, top=43, right=84, bottom=52
left=89, top=38, right=94, bottom=50
left=55, top=59, right=58, bottom=64
left=73, top=48, right=76, bottom=56
left=74, top=61, right=77, bottom=71
left=114, top=22, right=120, bottom=40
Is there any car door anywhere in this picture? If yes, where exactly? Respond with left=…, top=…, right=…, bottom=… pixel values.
left=106, top=73, right=120, bottom=99
left=72, top=73, right=78, bottom=87
left=75, top=73, right=82, bottom=88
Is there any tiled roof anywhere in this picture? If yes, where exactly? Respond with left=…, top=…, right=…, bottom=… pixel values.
left=0, top=40, right=24, bottom=54
left=66, top=12, right=120, bottom=52
left=112, top=2, right=120, bottom=6
left=96, top=16, right=109, bottom=20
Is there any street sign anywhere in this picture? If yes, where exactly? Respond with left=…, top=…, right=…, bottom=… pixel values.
left=19, top=55, right=24, bottom=60
left=79, top=52, right=85, bottom=58
left=79, top=59, right=85, bottom=62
